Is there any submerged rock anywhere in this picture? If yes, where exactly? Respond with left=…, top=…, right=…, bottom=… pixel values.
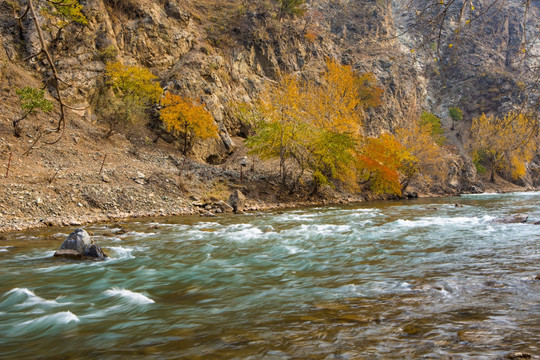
left=504, top=352, right=532, bottom=360
left=200, top=210, right=216, bottom=217
left=491, top=214, right=529, bottom=224
left=54, top=228, right=107, bottom=261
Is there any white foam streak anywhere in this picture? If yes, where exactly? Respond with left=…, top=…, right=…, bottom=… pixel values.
left=1, top=288, right=68, bottom=309
left=108, top=246, right=135, bottom=259
left=20, top=311, right=80, bottom=326
left=5, top=287, right=35, bottom=297
left=395, top=215, right=494, bottom=227
left=104, top=288, right=154, bottom=304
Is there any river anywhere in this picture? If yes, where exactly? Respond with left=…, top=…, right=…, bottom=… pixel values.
left=0, top=192, right=539, bottom=359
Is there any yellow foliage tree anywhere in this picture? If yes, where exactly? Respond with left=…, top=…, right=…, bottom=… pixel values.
left=105, top=62, right=162, bottom=104
left=243, top=75, right=313, bottom=189
left=395, top=117, right=448, bottom=192
left=160, top=93, right=218, bottom=155
left=306, top=59, right=382, bottom=135
left=470, top=112, right=538, bottom=182
left=243, top=60, right=384, bottom=193
left=100, top=61, right=163, bottom=137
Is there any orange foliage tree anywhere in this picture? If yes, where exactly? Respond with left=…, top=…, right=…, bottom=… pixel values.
left=357, top=133, right=416, bottom=196
left=160, top=93, right=218, bottom=155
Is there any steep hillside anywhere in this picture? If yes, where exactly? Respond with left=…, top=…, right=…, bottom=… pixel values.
left=0, top=0, right=537, bottom=232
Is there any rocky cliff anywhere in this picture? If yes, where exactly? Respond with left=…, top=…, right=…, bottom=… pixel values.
left=0, top=0, right=538, bottom=232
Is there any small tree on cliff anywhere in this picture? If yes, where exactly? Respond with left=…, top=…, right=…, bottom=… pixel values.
left=160, top=93, right=219, bottom=155
left=276, top=0, right=307, bottom=20
left=14, top=0, right=87, bottom=149
left=449, top=106, right=463, bottom=130
left=13, top=87, right=54, bottom=137
left=419, top=111, right=446, bottom=146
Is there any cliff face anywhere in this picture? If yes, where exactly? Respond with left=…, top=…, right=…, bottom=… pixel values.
left=0, top=0, right=538, bottom=189
left=2, top=0, right=429, bottom=155
left=393, top=0, right=540, bottom=119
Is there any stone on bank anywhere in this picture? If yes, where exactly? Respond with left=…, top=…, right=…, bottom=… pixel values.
left=53, top=228, right=108, bottom=261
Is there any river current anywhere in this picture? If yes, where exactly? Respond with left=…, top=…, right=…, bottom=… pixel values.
left=0, top=192, right=539, bottom=359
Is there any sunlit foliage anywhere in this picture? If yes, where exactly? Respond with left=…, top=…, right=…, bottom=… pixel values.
left=419, top=111, right=445, bottom=145
left=16, top=87, right=54, bottom=115
left=244, top=60, right=384, bottom=193
left=41, top=0, right=88, bottom=29
left=243, top=75, right=312, bottom=188
left=470, top=112, right=538, bottom=181
left=105, top=62, right=162, bottom=104
left=160, top=93, right=218, bottom=155
left=99, top=62, right=163, bottom=137
left=396, top=117, right=448, bottom=192
left=357, top=133, right=416, bottom=196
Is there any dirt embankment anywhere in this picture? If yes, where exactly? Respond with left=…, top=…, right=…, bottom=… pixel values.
left=0, top=113, right=533, bottom=234
left=0, top=113, right=362, bottom=233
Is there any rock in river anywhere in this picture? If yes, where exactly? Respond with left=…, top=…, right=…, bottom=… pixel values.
left=491, top=214, right=528, bottom=224
left=54, top=228, right=107, bottom=260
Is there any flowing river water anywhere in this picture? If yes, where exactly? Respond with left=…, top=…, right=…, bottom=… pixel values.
left=0, top=192, right=539, bottom=359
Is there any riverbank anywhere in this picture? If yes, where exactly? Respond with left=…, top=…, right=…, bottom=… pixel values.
left=0, top=165, right=533, bottom=234
left=0, top=116, right=535, bottom=234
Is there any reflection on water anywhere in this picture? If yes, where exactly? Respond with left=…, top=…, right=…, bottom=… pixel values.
left=1, top=192, right=539, bottom=359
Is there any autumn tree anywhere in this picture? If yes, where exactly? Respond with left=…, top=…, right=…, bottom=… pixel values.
left=14, top=0, right=87, bottom=148
left=469, top=112, right=538, bottom=182
left=243, top=60, right=383, bottom=194
left=303, top=60, right=383, bottom=192
left=242, top=75, right=312, bottom=189
left=357, top=133, right=416, bottom=196
left=160, top=93, right=218, bottom=155
left=395, top=116, right=448, bottom=193
left=419, top=111, right=445, bottom=145
left=98, top=61, right=163, bottom=137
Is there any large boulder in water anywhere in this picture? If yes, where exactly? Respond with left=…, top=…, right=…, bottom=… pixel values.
left=54, top=229, right=107, bottom=260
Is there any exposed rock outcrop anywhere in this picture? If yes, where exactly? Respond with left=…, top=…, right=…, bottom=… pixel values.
left=228, top=190, right=246, bottom=213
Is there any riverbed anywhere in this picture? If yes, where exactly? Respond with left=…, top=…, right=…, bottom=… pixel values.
left=1, top=192, right=539, bottom=359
